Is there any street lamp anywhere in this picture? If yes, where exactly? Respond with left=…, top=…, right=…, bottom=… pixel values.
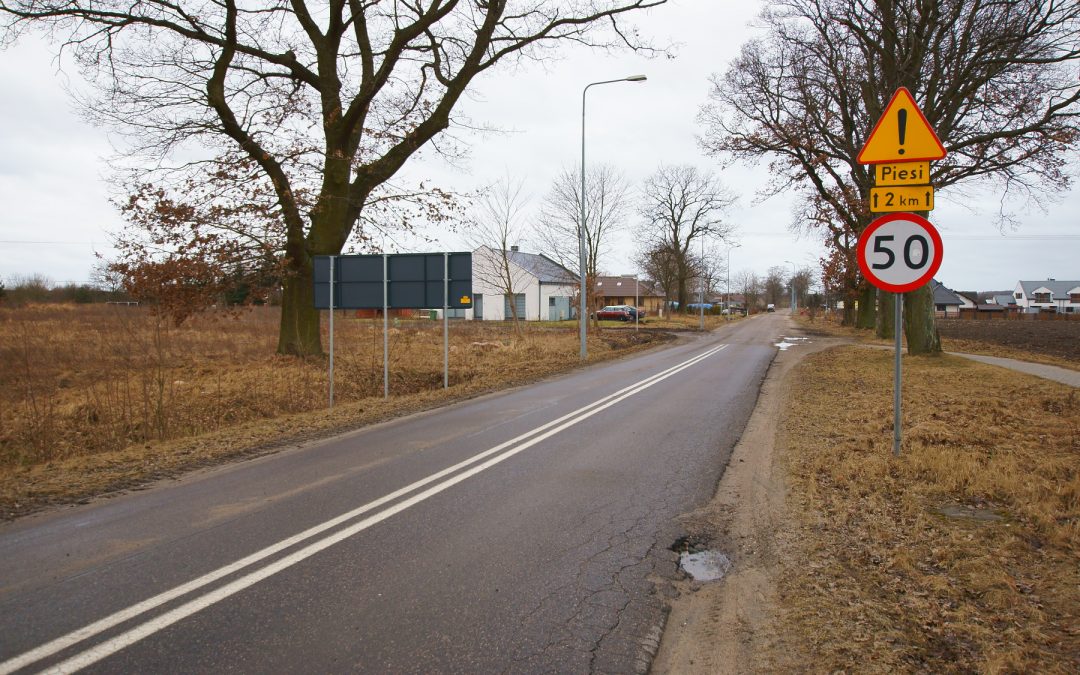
left=699, top=236, right=706, bottom=330
left=580, top=74, right=647, bottom=360
left=784, top=259, right=797, bottom=313
left=725, top=242, right=741, bottom=320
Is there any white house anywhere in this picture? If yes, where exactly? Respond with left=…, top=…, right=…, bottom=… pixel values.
left=1012, top=279, right=1080, bottom=314
left=930, top=280, right=964, bottom=317
left=468, top=246, right=578, bottom=321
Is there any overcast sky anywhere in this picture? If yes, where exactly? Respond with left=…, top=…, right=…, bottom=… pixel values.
left=1, top=0, right=1077, bottom=293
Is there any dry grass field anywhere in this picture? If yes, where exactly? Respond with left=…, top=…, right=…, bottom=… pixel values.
left=0, top=304, right=670, bottom=517
left=776, top=346, right=1079, bottom=672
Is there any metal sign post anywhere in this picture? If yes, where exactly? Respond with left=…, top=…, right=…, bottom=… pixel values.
left=893, top=293, right=902, bottom=457
left=443, top=252, right=449, bottom=389
left=329, top=256, right=335, bottom=408
left=383, top=254, right=389, bottom=399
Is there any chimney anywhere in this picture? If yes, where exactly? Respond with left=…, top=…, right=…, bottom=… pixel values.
left=511, top=245, right=519, bottom=252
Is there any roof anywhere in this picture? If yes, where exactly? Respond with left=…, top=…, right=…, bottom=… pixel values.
left=594, top=275, right=664, bottom=297
left=992, top=294, right=1017, bottom=306
left=930, top=279, right=963, bottom=306
left=1017, top=280, right=1080, bottom=298
left=504, top=250, right=576, bottom=284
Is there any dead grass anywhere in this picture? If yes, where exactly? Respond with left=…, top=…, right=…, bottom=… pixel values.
left=775, top=345, right=1079, bottom=672
left=0, top=304, right=670, bottom=517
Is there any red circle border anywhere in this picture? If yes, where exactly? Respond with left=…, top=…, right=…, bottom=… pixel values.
left=856, top=212, right=944, bottom=294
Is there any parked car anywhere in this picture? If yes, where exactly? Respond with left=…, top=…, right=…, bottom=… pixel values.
left=614, top=304, right=645, bottom=321
left=594, top=305, right=639, bottom=321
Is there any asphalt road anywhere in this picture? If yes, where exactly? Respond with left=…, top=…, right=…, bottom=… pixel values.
left=0, top=314, right=788, bottom=674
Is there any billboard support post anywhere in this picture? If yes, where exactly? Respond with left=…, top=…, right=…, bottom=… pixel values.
left=443, top=253, right=449, bottom=389
left=329, top=256, right=335, bottom=408
left=383, top=254, right=389, bottom=400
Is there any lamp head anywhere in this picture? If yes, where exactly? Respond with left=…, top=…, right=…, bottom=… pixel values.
left=625, top=74, right=647, bottom=82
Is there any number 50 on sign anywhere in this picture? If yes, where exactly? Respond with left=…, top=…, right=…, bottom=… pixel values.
left=857, top=213, right=943, bottom=293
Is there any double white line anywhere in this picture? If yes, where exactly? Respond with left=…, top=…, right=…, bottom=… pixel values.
left=2, top=344, right=727, bottom=674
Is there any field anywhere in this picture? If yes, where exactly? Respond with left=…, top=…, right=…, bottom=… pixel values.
left=776, top=346, right=1079, bottom=671
left=0, top=304, right=677, bottom=517
left=938, top=317, right=1080, bottom=364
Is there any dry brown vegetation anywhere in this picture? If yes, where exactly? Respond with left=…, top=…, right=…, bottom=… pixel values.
left=776, top=346, right=1079, bottom=672
left=0, top=304, right=669, bottom=517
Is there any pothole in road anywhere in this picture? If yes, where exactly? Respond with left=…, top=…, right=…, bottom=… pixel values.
left=678, top=550, right=733, bottom=583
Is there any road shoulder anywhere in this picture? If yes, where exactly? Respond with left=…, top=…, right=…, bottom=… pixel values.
left=651, top=328, right=844, bottom=673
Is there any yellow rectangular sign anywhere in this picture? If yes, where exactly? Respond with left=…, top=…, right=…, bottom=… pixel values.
left=870, top=185, right=934, bottom=213
left=875, top=162, right=930, bottom=186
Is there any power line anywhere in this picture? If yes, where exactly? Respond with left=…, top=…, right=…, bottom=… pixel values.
left=0, top=240, right=108, bottom=245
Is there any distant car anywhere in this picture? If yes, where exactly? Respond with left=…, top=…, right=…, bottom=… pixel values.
left=766, top=304, right=776, bottom=312
left=594, top=305, right=640, bottom=321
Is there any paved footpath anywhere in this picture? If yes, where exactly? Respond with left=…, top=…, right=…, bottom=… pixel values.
left=949, top=352, right=1080, bottom=388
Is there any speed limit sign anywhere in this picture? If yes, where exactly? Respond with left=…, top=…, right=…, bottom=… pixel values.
left=857, top=212, right=943, bottom=293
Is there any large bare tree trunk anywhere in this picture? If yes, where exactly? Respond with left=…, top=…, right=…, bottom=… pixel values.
left=278, top=269, right=321, bottom=356
left=856, top=284, right=876, bottom=329
left=904, top=284, right=941, bottom=355
left=842, top=300, right=856, bottom=326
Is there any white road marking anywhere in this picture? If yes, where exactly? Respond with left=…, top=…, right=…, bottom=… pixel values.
left=3, top=344, right=727, bottom=674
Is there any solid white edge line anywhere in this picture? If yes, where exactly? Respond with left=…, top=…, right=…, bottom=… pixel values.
left=2, top=344, right=726, bottom=675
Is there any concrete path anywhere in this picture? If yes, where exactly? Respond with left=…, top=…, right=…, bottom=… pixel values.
left=949, top=352, right=1080, bottom=388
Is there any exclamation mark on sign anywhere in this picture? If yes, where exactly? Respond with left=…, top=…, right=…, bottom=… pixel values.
left=897, top=108, right=908, bottom=155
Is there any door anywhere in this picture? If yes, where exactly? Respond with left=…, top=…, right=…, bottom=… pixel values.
left=549, top=296, right=570, bottom=321
left=504, top=293, right=526, bottom=321
left=474, top=294, right=483, bottom=320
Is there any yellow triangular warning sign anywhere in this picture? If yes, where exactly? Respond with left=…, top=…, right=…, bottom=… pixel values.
left=857, top=87, right=946, bottom=164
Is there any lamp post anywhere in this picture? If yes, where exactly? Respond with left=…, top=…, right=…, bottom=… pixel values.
left=699, top=236, right=706, bottom=330
left=784, top=259, right=797, bottom=313
left=725, top=242, right=740, bottom=320
left=580, top=74, right=647, bottom=360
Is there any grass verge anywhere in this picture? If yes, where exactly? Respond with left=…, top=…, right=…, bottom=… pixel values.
left=0, top=304, right=673, bottom=518
left=776, top=345, right=1079, bottom=672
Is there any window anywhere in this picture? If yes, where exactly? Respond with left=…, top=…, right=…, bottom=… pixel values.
left=1015, top=292, right=1022, bottom=299
left=1071, top=293, right=1080, bottom=303
left=1033, top=292, right=1051, bottom=303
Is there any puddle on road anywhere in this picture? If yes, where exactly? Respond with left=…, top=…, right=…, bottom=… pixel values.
left=775, top=336, right=811, bottom=351
left=678, top=550, right=733, bottom=582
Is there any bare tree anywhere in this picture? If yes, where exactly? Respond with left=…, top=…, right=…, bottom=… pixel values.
left=634, top=243, right=679, bottom=314
left=464, top=176, right=531, bottom=331
left=763, top=267, right=787, bottom=307
left=734, top=269, right=761, bottom=314
left=701, top=0, right=1080, bottom=352
left=638, top=165, right=736, bottom=311
left=2, top=0, right=667, bottom=355
left=791, top=266, right=816, bottom=309
left=535, top=164, right=632, bottom=272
